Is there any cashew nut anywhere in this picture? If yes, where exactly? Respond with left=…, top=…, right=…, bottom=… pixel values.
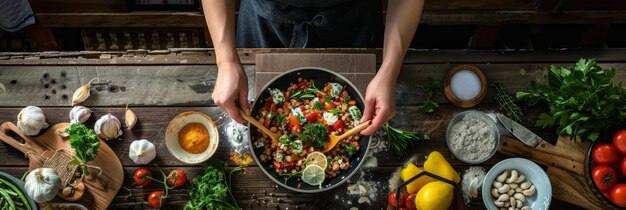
left=508, top=207, right=514, bottom=210
left=493, top=181, right=503, bottom=188
left=497, top=194, right=510, bottom=202
left=514, top=175, right=526, bottom=183
left=515, top=188, right=523, bottom=193
left=494, top=200, right=505, bottom=207
left=516, top=200, right=523, bottom=208
left=523, top=185, right=536, bottom=196
left=521, top=206, right=531, bottom=210
left=520, top=181, right=532, bottom=190
left=507, top=189, right=515, bottom=196
left=497, top=170, right=509, bottom=182
left=504, top=201, right=510, bottom=207
left=509, top=197, right=516, bottom=208
left=509, top=183, right=519, bottom=190
left=492, top=188, right=501, bottom=198
left=506, top=170, right=519, bottom=183
left=514, top=193, right=526, bottom=202
left=498, top=184, right=511, bottom=193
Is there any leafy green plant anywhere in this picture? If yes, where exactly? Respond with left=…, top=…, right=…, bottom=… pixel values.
left=383, top=123, right=428, bottom=158
left=184, top=161, right=242, bottom=210
left=494, top=82, right=523, bottom=122
left=517, top=58, right=626, bottom=142
left=65, top=123, right=100, bottom=176
left=417, top=79, right=441, bottom=113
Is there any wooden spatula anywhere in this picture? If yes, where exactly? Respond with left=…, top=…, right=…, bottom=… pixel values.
left=239, top=108, right=280, bottom=144
left=322, top=120, right=371, bottom=153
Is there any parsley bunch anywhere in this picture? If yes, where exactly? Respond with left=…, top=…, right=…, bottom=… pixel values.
left=417, top=79, right=441, bottom=113
left=517, top=58, right=626, bottom=142
left=184, top=161, right=242, bottom=210
left=300, top=123, right=328, bottom=148
left=65, top=123, right=100, bottom=176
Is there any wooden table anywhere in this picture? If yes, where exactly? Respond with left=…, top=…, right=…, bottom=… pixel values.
left=1, top=48, right=625, bottom=209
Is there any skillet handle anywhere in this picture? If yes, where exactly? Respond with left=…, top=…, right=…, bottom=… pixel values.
left=0, top=122, right=38, bottom=154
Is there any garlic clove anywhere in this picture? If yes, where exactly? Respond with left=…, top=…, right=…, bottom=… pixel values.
left=17, top=106, right=48, bottom=136
left=95, top=114, right=122, bottom=140
left=129, top=139, right=156, bottom=164
left=71, top=78, right=97, bottom=105
left=69, top=106, right=92, bottom=124
left=125, top=104, right=137, bottom=130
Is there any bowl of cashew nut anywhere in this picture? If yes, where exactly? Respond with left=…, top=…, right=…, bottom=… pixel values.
left=482, top=158, right=552, bottom=210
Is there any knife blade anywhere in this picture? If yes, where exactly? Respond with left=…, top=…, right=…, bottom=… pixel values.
left=497, top=114, right=543, bottom=147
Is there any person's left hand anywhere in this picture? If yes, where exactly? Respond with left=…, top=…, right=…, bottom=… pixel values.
left=360, top=70, right=397, bottom=135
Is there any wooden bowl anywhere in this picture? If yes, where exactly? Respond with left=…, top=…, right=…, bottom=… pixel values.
left=444, top=64, right=488, bottom=108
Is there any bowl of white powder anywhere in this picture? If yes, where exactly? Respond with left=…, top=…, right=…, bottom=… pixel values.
left=446, top=110, right=500, bottom=164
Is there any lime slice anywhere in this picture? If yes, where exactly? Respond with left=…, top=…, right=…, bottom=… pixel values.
left=305, top=151, right=328, bottom=170
left=302, top=165, right=326, bottom=186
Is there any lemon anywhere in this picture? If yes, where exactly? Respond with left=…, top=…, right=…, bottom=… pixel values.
left=305, top=152, right=328, bottom=170
left=414, top=181, right=454, bottom=210
left=302, top=165, right=325, bottom=186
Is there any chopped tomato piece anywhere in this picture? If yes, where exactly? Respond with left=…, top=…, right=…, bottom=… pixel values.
left=284, top=91, right=290, bottom=99
left=332, top=120, right=344, bottom=131
left=300, top=105, right=306, bottom=112
left=324, top=103, right=336, bottom=110
left=291, top=124, right=302, bottom=132
left=348, top=100, right=356, bottom=106
left=306, top=112, right=318, bottom=122
left=288, top=116, right=299, bottom=127
left=270, top=103, right=277, bottom=112
left=263, top=119, right=270, bottom=128
left=297, top=81, right=307, bottom=87
left=265, top=96, right=273, bottom=103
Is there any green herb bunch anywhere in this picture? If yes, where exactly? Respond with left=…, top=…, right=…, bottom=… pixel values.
left=65, top=123, right=100, bottom=176
left=383, top=123, right=428, bottom=158
left=417, top=79, right=441, bottom=113
left=517, top=58, right=626, bottom=142
left=184, top=161, right=242, bottom=210
left=494, top=82, right=523, bottom=122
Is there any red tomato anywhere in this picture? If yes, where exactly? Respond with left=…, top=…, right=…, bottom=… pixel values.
left=332, top=120, right=344, bottom=131
left=263, top=119, right=271, bottom=128
left=611, top=184, right=626, bottom=207
left=398, top=208, right=409, bottom=210
left=593, top=165, right=618, bottom=192
left=269, top=103, right=277, bottom=112
left=133, top=167, right=152, bottom=187
left=404, top=193, right=417, bottom=210
left=167, top=169, right=187, bottom=188
left=614, top=130, right=626, bottom=154
left=388, top=191, right=406, bottom=208
left=593, top=143, right=618, bottom=165
left=297, top=81, right=306, bottom=87
left=306, top=112, right=318, bottom=122
left=147, top=191, right=165, bottom=208
left=621, top=157, right=626, bottom=177
left=324, top=103, right=336, bottom=110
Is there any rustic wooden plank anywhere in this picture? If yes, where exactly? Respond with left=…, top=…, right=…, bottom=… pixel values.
left=0, top=65, right=255, bottom=107
left=255, top=53, right=376, bottom=96
left=29, top=0, right=127, bottom=13
left=2, top=49, right=626, bottom=65
left=24, top=27, right=61, bottom=51
left=469, top=25, right=500, bottom=49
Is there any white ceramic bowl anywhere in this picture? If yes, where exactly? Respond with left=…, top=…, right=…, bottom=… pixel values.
left=165, top=111, right=219, bottom=164
left=482, top=158, right=552, bottom=210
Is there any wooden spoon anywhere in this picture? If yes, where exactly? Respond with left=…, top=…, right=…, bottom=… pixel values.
left=322, top=120, right=371, bottom=153
left=239, top=108, right=280, bottom=144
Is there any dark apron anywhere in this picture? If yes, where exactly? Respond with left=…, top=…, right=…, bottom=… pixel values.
left=236, top=0, right=383, bottom=48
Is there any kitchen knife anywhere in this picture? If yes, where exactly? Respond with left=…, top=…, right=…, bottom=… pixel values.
left=497, top=114, right=542, bottom=147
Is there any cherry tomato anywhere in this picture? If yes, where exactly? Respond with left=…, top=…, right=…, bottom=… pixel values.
left=133, top=167, right=152, bottom=187
left=167, top=169, right=187, bottom=188
left=592, top=165, right=617, bottom=192
left=614, top=130, right=626, bottom=154
left=593, top=143, right=618, bottom=165
left=297, top=81, right=307, bottom=87
left=306, top=112, right=318, bottom=122
left=404, top=193, right=417, bottom=210
left=611, top=183, right=626, bottom=207
left=147, top=191, right=165, bottom=208
left=332, top=120, right=344, bottom=131
left=388, top=191, right=405, bottom=208
left=621, top=157, right=626, bottom=177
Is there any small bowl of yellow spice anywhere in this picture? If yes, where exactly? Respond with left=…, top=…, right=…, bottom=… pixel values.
left=165, top=111, right=219, bottom=164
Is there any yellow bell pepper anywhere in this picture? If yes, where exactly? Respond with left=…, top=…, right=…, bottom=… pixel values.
left=424, top=151, right=460, bottom=183
left=414, top=181, right=454, bottom=210
left=400, top=163, right=435, bottom=194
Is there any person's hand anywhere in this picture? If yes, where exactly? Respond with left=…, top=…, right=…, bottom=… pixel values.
left=360, top=71, right=397, bottom=135
left=212, top=61, right=250, bottom=123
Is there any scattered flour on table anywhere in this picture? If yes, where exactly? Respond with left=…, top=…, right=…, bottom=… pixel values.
left=217, top=115, right=249, bottom=153
left=449, top=114, right=496, bottom=162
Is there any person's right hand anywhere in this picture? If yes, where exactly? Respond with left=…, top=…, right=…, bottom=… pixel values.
left=212, top=61, right=250, bottom=123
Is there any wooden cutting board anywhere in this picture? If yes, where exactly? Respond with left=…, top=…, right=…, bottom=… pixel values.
left=255, top=53, right=377, bottom=95
left=498, top=136, right=611, bottom=209
left=0, top=122, right=124, bottom=210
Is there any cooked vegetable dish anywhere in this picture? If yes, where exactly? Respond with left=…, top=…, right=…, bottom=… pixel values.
left=254, top=78, right=363, bottom=181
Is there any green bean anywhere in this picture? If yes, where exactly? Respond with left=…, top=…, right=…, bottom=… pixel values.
left=0, top=188, right=15, bottom=210
left=0, top=178, right=30, bottom=210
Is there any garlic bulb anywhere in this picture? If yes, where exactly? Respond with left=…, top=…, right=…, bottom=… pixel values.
left=25, top=168, right=61, bottom=203
left=69, top=106, right=92, bottom=124
left=129, top=139, right=156, bottom=164
left=17, top=106, right=49, bottom=136
left=95, top=114, right=122, bottom=140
